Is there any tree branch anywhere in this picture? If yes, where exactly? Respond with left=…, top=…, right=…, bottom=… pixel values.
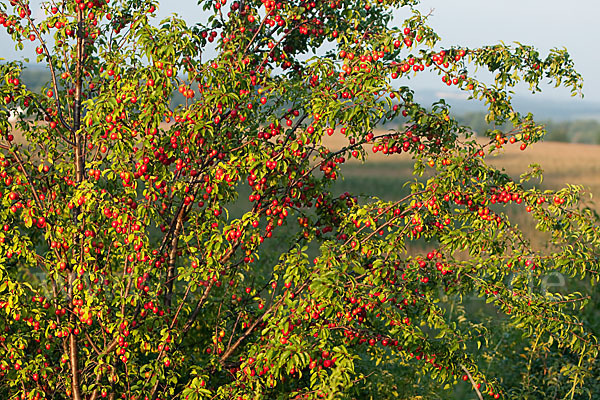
left=460, top=363, right=484, bottom=400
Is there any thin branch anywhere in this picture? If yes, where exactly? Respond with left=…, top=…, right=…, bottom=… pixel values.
left=459, top=363, right=484, bottom=400
left=218, top=280, right=310, bottom=365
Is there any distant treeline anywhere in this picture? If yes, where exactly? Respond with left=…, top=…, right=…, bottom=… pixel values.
left=455, top=112, right=600, bottom=144
left=8, top=66, right=600, bottom=144
left=16, top=67, right=48, bottom=93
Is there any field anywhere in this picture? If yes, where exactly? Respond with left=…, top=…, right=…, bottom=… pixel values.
left=325, top=132, right=600, bottom=201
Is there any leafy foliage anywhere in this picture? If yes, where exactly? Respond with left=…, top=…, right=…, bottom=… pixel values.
left=0, top=0, right=598, bottom=399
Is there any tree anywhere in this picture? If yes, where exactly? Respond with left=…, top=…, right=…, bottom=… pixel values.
left=0, top=0, right=598, bottom=399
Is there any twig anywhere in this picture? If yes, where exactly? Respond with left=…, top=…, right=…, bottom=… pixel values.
left=459, top=363, right=484, bottom=400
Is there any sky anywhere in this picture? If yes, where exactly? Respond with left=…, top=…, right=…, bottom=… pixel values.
left=410, top=0, right=600, bottom=101
left=2, top=0, right=599, bottom=106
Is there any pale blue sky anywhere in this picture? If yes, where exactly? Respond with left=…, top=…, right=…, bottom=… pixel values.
left=2, top=0, right=599, bottom=104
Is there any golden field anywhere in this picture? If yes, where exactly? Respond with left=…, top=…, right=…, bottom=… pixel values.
left=323, top=131, right=600, bottom=204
